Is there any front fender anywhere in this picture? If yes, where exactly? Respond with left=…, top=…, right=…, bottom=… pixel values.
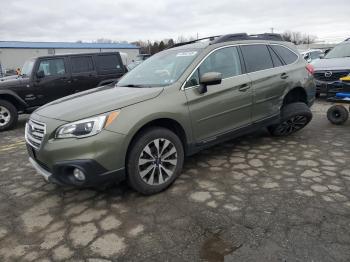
left=0, top=89, right=28, bottom=107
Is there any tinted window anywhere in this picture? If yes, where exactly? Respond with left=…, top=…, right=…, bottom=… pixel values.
left=38, top=58, right=66, bottom=76
left=241, top=45, right=273, bottom=73
left=71, top=56, right=94, bottom=73
left=270, top=45, right=298, bottom=64
left=199, top=47, right=242, bottom=78
left=268, top=47, right=283, bottom=67
left=96, top=54, right=123, bottom=71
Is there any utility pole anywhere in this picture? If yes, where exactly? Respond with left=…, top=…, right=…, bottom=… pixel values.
left=270, top=27, right=274, bottom=33
left=197, top=32, right=199, bottom=40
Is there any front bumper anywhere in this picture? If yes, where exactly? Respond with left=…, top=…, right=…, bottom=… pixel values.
left=28, top=156, right=125, bottom=187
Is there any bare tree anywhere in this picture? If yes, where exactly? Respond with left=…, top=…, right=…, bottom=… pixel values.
left=282, top=31, right=317, bottom=45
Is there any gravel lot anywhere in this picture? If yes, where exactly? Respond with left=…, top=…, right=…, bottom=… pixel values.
left=0, top=100, right=350, bottom=262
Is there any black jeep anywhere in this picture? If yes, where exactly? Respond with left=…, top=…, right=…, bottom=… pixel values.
left=0, top=52, right=127, bottom=131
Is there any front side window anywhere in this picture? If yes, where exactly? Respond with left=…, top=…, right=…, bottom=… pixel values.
left=38, top=58, right=66, bottom=76
left=199, top=46, right=242, bottom=78
left=71, top=56, right=94, bottom=73
left=241, top=45, right=274, bottom=73
left=270, top=45, right=298, bottom=65
left=325, top=44, right=350, bottom=59
left=117, top=49, right=200, bottom=87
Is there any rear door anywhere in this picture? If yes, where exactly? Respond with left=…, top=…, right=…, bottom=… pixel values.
left=33, top=57, right=71, bottom=105
left=69, top=55, right=98, bottom=93
left=184, top=46, right=252, bottom=142
left=95, top=53, right=126, bottom=84
left=240, top=44, right=289, bottom=122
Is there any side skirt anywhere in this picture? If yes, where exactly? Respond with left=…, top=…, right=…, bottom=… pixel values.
left=186, top=114, right=280, bottom=156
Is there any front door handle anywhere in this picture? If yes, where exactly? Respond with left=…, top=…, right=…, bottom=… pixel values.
left=281, top=73, right=289, bottom=79
left=238, top=83, right=250, bottom=92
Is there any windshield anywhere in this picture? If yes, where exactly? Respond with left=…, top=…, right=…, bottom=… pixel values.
left=325, top=44, right=350, bottom=59
left=118, top=49, right=200, bottom=87
left=21, top=59, right=35, bottom=77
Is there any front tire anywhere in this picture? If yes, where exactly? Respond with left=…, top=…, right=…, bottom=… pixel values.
left=127, top=127, right=184, bottom=195
left=269, top=102, right=312, bottom=136
left=0, top=100, right=18, bottom=131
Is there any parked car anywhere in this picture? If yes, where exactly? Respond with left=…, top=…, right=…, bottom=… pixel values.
left=0, top=52, right=127, bottom=131
left=25, top=33, right=315, bottom=195
left=312, top=39, right=350, bottom=96
left=300, top=49, right=324, bottom=63
left=127, top=53, right=151, bottom=71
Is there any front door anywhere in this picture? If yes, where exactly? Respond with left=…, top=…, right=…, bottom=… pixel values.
left=184, top=46, right=253, bottom=143
left=33, top=57, right=71, bottom=105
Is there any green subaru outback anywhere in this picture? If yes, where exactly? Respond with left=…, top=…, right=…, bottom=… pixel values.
left=25, top=33, right=316, bottom=195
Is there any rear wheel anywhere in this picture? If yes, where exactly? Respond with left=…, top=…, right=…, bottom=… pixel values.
left=327, top=105, right=349, bottom=125
left=127, top=127, right=184, bottom=195
left=0, top=100, right=18, bottom=131
left=269, top=102, right=312, bottom=136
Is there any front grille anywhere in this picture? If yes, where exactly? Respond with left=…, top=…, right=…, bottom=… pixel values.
left=25, top=119, right=46, bottom=150
left=314, top=70, right=350, bottom=82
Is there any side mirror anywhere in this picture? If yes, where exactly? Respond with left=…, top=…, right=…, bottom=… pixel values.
left=36, top=70, right=45, bottom=79
left=198, top=72, right=222, bottom=94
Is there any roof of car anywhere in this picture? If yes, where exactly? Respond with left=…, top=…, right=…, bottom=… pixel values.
left=0, top=41, right=139, bottom=49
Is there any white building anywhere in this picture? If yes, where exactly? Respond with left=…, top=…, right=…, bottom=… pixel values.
left=0, top=41, right=140, bottom=74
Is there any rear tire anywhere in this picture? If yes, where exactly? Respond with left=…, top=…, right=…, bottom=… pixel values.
left=0, top=100, right=18, bottom=131
left=127, top=127, right=184, bottom=195
left=327, top=105, right=349, bottom=125
left=269, top=102, right=312, bottom=136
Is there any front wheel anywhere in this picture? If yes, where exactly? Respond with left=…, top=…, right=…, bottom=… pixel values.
left=127, top=127, right=184, bottom=195
left=327, top=105, right=349, bottom=125
left=269, top=102, right=312, bottom=136
left=0, top=100, right=18, bottom=132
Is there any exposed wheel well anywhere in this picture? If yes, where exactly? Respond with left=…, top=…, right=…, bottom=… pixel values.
left=125, top=118, right=188, bottom=166
left=282, top=87, right=308, bottom=106
left=0, top=95, right=24, bottom=111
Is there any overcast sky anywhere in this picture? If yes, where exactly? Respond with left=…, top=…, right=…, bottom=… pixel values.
left=0, top=0, right=349, bottom=43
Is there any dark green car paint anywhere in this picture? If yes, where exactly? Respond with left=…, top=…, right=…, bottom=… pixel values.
left=27, top=39, right=316, bottom=187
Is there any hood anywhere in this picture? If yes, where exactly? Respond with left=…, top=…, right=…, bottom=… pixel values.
left=35, top=85, right=164, bottom=121
left=0, top=75, right=29, bottom=88
left=312, top=57, right=350, bottom=71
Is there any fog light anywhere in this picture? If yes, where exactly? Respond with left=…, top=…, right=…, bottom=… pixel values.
left=73, top=168, right=86, bottom=181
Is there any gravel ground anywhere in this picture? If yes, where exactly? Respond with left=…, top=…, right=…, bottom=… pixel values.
left=0, top=100, right=350, bottom=262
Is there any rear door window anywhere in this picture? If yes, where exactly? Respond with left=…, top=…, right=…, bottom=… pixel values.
left=71, top=56, right=94, bottom=73
left=270, top=45, right=298, bottom=64
left=96, top=54, right=123, bottom=72
left=240, top=45, right=274, bottom=73
left=268, top=46, right=284, bottom=67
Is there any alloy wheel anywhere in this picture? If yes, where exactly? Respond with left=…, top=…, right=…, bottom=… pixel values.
left=0, top=106, right=11, bottom=127
left=138, top=138, right=178, bottom=185
left=275, top=115, right=308, bottom=135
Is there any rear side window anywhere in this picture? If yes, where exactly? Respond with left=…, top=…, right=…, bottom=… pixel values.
left=71, top=56, right=94, bottom=73
left=240, top=45, right=274, bottom=73
left=270, top=45, right=298, bottom=65
left=96, top=54, right=123, bottom=72
left=268, top=47, right=283, bottom=67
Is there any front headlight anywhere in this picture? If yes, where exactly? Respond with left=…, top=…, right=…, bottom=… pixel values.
left=56, top=111, right=119, bottom=139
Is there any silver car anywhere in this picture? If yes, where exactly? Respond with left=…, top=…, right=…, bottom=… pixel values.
left=312, top=39, right=350, bottom=96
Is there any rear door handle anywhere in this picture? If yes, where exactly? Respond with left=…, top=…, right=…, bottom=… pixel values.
left=238, top=83, right=250, bottom=92
left=281, top=73, right=289, bottom=79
